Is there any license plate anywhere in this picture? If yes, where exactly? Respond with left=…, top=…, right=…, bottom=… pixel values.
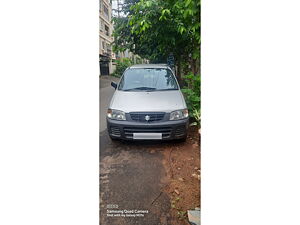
left=133, top=133, right=162, bottom=140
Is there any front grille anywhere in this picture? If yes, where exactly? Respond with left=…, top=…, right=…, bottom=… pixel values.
left=123, top=127, right=172, bottom=139
left=174, top=126, right=186, bottom=137
left=130, top=112, right=165, bottom=122
left=110, top=126, right=121, bottom=137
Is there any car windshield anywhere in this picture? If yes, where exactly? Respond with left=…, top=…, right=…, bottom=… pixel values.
left=118, top=68, right=179, bottom=91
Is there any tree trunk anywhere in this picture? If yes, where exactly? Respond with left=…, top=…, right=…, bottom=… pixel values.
left=191, top=58, right=197, bottom=75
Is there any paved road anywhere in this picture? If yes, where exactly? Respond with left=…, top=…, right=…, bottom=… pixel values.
left=99, top=76, right=172, bottom=225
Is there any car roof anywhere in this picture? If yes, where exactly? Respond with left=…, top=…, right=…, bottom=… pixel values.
left=129, top=64, right=170, bottom=69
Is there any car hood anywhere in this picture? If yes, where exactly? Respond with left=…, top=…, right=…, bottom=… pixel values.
left=109, top=90, right=187, bottom=113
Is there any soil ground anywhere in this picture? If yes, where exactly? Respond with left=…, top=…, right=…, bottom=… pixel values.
left=161, top=126, right=201, bottom=225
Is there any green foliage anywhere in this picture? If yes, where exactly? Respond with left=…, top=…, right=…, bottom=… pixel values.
left=190, top=108, right=201, bottom=127
left=129, top=0, right=190, bottom=61
left=112, top=58, right=133, bottom=78
left=181, top=73, right=201, bottom=126
left=122, top=0, right=141, bottom=15
left=181, top=73, right=200, bottom=110
left=112, top=17, right=133, bottom=53
left=113, top=0, right=200, bottom=67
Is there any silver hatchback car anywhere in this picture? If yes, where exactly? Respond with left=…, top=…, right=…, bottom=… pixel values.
left=107, top=64, right=189, bottom=141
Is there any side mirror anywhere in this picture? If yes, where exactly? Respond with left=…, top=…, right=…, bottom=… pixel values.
left=111, top=82, right=117, bottom=89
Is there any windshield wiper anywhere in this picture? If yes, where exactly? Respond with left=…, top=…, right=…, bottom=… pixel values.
left=155, top=88, right=179, bottom=91
left=123, top=87, right=157, bottom=91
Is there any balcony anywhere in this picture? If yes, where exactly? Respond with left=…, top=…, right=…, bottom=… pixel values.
left=103, top=0, right=112, bottom=5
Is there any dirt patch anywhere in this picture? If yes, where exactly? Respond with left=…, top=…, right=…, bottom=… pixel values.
left=161, top=126, right=201, bottom=225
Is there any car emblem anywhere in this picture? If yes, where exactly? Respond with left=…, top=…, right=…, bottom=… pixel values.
left=145, top=115, right=150, bottom=121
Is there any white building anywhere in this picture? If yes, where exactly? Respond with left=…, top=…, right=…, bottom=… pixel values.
left=99, top=0, right=116, bottom=75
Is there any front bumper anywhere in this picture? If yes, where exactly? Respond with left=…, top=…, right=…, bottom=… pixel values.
left=107, top=117, right=189, bottom=140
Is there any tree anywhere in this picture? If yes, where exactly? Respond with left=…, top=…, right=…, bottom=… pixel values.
left=112, top=0, right=140, bottom=52
left=113, top=0, right=200, bottom=77
left=132, top=0, right=200, bottom=71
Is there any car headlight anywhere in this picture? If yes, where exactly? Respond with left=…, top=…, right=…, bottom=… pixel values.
left=107, top=109, right=126, bottom=120
left=169, top=109, right=189, bottom=120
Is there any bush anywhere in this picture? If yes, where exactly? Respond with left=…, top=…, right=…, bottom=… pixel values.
left=112, top=58, right=133, bottom=77
left=181, top=73, right=201, bottom=126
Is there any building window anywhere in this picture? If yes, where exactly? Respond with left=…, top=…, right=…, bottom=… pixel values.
left=100, top=19, right=104, bottom=31
left=105, top=25, right=109, bottom=36
left=103, top=5, right=109, bottom=20
left=102, top=41, right=106, bottom=50
left=107, top=44, right=112, bottom=55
